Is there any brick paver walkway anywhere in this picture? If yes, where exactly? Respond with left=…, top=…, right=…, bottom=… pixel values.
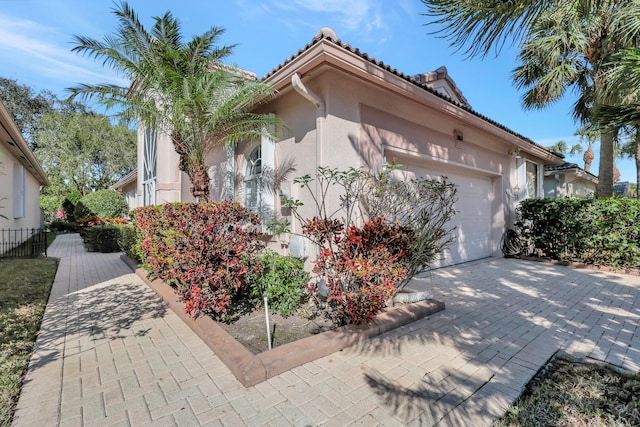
left=12, top=234, right=640, bottom=426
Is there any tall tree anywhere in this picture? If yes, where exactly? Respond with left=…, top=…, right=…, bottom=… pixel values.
left=575, top=126, right=600, bottom=172
left=34, top=111, right=136, bottom=195
left=0, top=78, right=53, bottom=147
left=68, top=1, right=282, bottom=200
left=596, top=49, right=640, bottom=198
left=422, top=0, right=640, bottom=197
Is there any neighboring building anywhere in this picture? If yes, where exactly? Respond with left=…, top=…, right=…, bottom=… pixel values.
left=544, top=163, right=598, bottom=198
left=614, top=181, right=633, bottom=198
left=133, top=28, right=565, bottom=267
left=0, top=99, right=49, bottom=236
left=110, top=169, right=138, bottom=211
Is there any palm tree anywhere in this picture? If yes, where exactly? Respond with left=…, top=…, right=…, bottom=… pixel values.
left=597, top=49, right=640, bottom=198
left=546, top=139, right=583, bottom=157
left=510, top=1, right=638, bottom=197
left=423, top=0, right=640, bottom=197
left=68, top=2, right=281, bottom=200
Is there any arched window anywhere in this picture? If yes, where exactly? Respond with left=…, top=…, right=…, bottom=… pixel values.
left=244, top=145, right=262, bottom=214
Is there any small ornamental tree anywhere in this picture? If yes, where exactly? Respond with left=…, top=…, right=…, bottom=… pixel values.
left=304, top=217, right=413, bottom=325
left=287, top=166, right=457, bottom=325
left=133, top=201, right=265, bottom=317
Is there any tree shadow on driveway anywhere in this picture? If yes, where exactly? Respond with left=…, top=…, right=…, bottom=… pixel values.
left=348, top=258, right=640, bottom=424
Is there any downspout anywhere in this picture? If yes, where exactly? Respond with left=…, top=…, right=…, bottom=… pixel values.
left=291, top=73, right=325, bottom=230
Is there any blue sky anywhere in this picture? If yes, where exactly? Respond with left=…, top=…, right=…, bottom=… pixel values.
left=0, top=0, right=635, bottom=182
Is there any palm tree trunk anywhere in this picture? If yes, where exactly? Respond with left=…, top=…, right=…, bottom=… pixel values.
left=636, top=130, right=640, bottom=199
left=583, top=145, right=594, bottom=172
left=190, top=163, right=210, bottom=201
left=597, top=128, right=615, bottom=197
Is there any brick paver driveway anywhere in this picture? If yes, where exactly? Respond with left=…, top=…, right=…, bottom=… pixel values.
left=12, top=234, right=640, bottom=426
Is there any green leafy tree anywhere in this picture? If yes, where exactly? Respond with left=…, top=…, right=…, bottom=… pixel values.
left=0, top=78, right=53, bottom=147
left=34, top=111, right=135, bottom=195
left=33, top=111, right=135, bottom=219
left=68, top=1, right=283, bottom=200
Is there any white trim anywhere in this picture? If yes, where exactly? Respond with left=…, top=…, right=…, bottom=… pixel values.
left=225, top=143, right=236, bottom=201
left=383, top=144, right=502, bottom=177
left=261, top=132, right=276, bottom=223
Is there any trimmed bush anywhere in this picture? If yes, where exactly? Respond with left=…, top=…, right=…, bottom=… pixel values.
left=117, top=224, right=144, bottom=264
left=83, top=225, right=122, bottom=253
left=305, top=217, right=413, bottom=325
left=246, top=250, right=309, bottom=317
left=74, top=190, right=128, bottom=221
left=516, top=197, right=640, bottom=269
left=288, top=166, right=454, bottom=325
left=133, top=201, right=265, bottom=318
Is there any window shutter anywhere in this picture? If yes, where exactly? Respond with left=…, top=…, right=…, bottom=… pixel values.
left=13, top=164, right=25, bottom=218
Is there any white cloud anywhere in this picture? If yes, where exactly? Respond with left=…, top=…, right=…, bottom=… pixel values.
left=0, top=13, right=126, bottom=92
left=269, top=0, right=386, bottom=36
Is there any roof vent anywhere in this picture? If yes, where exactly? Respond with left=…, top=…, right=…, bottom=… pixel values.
left=315, top=27, right=339, bottom=42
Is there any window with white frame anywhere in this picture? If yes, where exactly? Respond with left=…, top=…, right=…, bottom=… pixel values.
left=142, top=128, right=157, bottom=206
left=13, top=163, right=25, bottom=218
left=244, top=145, right=262, bottom=215
left=516, top=158, right=542, bottom=199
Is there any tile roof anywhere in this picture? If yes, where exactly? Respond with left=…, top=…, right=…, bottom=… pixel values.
left=263, top=28, right=562, bottom=159
left=544, top=162, right=598, bottom=179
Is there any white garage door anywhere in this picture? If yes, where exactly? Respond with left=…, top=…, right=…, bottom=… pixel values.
left=400, top=161, right=494, bottom=267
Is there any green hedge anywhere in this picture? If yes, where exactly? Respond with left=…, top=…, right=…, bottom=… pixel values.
left=82, top=224, right=133, bottom=253
left=74, top=190, right=128, bottom=221
left=516, top=198, right=640, bottom=269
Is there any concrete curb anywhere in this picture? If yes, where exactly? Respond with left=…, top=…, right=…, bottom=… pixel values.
left=121, top=254, right=445, bottom=387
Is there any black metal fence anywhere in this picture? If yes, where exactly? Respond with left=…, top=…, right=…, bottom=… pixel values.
left=0, top=228, right=48, bottom=259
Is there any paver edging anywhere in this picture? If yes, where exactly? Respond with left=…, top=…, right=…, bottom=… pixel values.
left=121, top=254, right=445, bottom=386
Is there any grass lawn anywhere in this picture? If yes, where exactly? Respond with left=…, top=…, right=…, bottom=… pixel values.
left=0, top=256, right=58, bottom=426
left=494, top=354, right=640, bottom=427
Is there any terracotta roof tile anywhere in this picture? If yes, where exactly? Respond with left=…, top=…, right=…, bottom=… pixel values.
left=263, top=29, right=562, bottom=158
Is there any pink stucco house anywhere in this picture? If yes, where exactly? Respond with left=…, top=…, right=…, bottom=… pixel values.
left=544, top=163, right=598, bottom=198
left=114, top=28, right=566, bottom=267
left=0, top=99, right=49, bottom=230
left=0, top=99, right=49, bottom=255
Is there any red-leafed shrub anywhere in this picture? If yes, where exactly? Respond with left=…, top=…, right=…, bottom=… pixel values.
left=133, top=201, right=265, bottom=317
left=304, top=216, right=413, bottom=325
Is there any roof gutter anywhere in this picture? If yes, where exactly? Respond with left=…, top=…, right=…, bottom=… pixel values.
left=0, top=101, right=49, bottom=186
left=292, top=73, right=325, bottom=221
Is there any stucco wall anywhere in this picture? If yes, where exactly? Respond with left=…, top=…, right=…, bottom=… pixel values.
left=0, top=141, right=43, bottom=230
left=544, top=173, right=597, bottom=198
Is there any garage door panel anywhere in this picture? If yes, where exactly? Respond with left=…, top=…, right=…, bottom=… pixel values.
left=397, top=161, right=494, bottom=267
